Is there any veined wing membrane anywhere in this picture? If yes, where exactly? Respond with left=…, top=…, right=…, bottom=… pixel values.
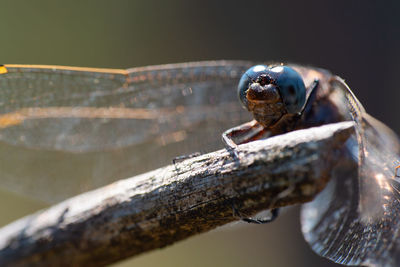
left=301, top=77, right=400, bottom=266
left=0, top=61, right=253, bottom=202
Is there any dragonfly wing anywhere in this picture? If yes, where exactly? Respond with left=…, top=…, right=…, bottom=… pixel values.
left=301, top=77, right=400, bottom=266
left=0, top=61, right=253, bottom=202
left=0, top=62, right=253, bottom=152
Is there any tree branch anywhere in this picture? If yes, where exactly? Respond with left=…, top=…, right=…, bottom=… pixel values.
left=0, top=121, right=355, bottom=266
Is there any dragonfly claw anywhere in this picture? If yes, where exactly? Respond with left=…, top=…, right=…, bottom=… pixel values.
left=232, top=203, right=279, bottom=224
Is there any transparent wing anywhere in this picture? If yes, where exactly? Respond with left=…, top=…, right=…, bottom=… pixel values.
left=0, top=61, right=253, bottom=202
left=301, top=77, right=400, bottom=266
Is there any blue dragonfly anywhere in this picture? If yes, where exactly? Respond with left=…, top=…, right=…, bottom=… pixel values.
left=0, top=61, right=398, bottom=266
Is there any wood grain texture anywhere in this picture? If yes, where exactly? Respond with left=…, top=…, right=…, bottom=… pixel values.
left=0, top=122, right=355, bottom=266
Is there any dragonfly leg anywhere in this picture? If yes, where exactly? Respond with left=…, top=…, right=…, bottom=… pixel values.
left=300, top=79, right=320, bottom=117
left=222, top=120, right=267, bottom=149
left=172, top=152, right=201, bottom=164
left=224, top=121, right=273, bottom=220
left=172, top=152, right=202, bottom=174
left=232, top=204, right=279, bottom=224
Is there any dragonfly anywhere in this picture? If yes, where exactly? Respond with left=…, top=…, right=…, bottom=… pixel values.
left=0, top=61, right=399, bottom=266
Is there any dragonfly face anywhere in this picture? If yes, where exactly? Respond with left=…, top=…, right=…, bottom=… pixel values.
left=237, top=65, right=306, bottom=124
left=0, top=61, right=399, bottom=266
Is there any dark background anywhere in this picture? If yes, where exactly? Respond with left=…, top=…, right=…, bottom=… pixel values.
left=0, top=1, right=399, bottom=266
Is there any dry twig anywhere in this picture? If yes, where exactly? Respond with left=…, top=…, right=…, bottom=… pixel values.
left=0, top=122, right=355, bottom=266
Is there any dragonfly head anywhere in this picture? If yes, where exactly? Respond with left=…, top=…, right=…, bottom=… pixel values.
left=238, top=64, right=306, bottom=127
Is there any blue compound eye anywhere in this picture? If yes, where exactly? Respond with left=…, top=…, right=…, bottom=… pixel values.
left=269, top=66, right=306, bottom=114
left=238, top=65, right=306, bottom=114
left=237, top=65, right=269, bottom=108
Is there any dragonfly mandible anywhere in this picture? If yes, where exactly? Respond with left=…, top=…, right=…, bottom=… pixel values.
left=0, top=61, right=399, bottom=266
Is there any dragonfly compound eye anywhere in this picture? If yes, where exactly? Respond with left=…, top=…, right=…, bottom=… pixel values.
left=268, top=66, right=306, bottom=114
left=238, top=65, right=306, bottom=115
left=237, top=65, right=269, bottom=109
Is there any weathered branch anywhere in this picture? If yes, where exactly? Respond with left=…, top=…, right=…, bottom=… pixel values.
left=0, top=122, right=355, bottom=266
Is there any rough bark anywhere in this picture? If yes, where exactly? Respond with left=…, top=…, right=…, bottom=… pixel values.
left=0, top=122, right=355, bottom=266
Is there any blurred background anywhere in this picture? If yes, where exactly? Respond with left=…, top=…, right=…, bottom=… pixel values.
left=0, top=1, right=399, bottom=266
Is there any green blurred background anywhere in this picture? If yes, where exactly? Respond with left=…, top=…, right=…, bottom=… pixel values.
left=0, top=1, right=399, bottom=266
